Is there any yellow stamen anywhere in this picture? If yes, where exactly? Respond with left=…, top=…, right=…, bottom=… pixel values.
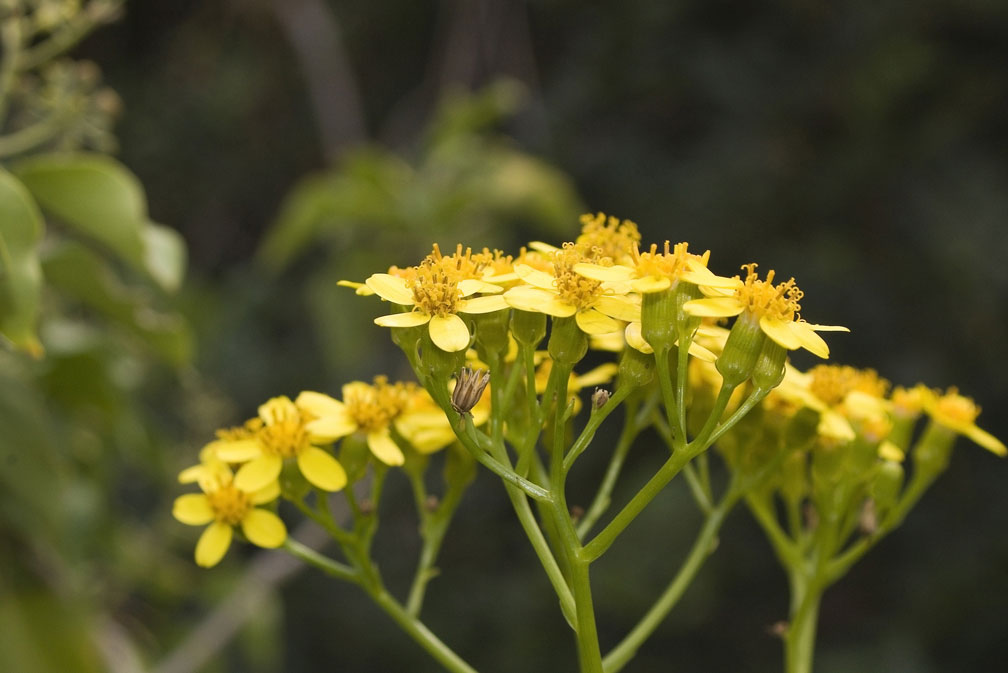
left=207, top=485, right=252, bottom=525
left=736, top=263, right=803, bottom=322
left=808, top=365, right=890, bottom=407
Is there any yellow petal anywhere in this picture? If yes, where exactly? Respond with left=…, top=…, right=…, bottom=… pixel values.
left=365, top=273, right=415, bottom=304
left=682, top=297, right=744, bottom=318
left=295, top=391, right=346, bottom=418
left=630, top=276, right=671, bottom=293
left=759, top=317, right=803, bottom=350
left=576, top=308, right=622, bottom=335
left=965, top=425, right=1007, bottom=456
left=195, top=521, right=233, bottom=567
left=241, top=509, right=287, bottom=548
left=788, top=321, right=830, bottom=358
left=251, top=480, right=281, bottom=505
left=624, top=322, right=653, bottom=353
left=458, top=278, right=503, bottom=296
left=458, top=294, right=510, bottom=314
left=297, top=446, right=348, bottom=491
left=367, top=430, right=405, bottom=466
left=428, top=314, right=471, bottom=352
left=573, top=263, right=634, bottom=282
left=214, top=438, right=262, bottom=463
left=595, top=295, right=641, bottom=322
left=686, top=340, right=718, bottom=363
left=233, top=454, right=283, bottom=492
left=514, top=264, right=559, bottom=290
left=178, top=464, right=206, bottom=484
left=504, top=286, right=576, bottom=317
left=337, top=280, right=375, bottom=296
left=173, top=494, right=215, bottom=525
left=375, top=311, right=432, bottom=328
left=305, top=413, right=358, bottom=441
left=806, top=323, right=850, bottom=332
left=576, top=363, right=620, bottom=388
left=680, top=264, right=741, bottom=289
left=878, top=441, right=905, bottom=463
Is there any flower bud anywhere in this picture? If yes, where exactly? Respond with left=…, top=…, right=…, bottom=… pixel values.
left=617, top=344, right=655, bottom=389
left=451, top=368, right=490, bottom=415
left=913, top=421, right=956, bottom=477
left=548, top=316, right=588, bottom=366
left=715, top=313, right=766, bottom=388
left=338, top=434, right=372, bottom=484
left=751, top=339, right=787, bottom=391
left=870, top=459, right=904, bottom=514
left=591, top=388, right=611, bottom=411
left=511, top=309, right=547, bottom=348
left=640, top=283, right=701, bottom=353
left=473, top=308, right=511, bottom=356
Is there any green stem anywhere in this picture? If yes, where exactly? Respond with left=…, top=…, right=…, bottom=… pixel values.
left=283, top=538, right=358, bottom=583
left=0, top=17, right=23, bottom=126
left=581, top=446, right=694, bottom=562
left=564, top=385, right=632, bottom=472
left=369, top=588, right=481, bottom=673
left=452, top=415, right=551, bottom=501
left=654, top=348, right=686, bottom=450
left=575, top=394, right=653, bottom=540
left=784, top=573, right=823, bottom=673
left=570, top=554, right=604, bottom=673
left=602, top=488, right=736, bottom=673
left=18, top=3, right=124, bottom=71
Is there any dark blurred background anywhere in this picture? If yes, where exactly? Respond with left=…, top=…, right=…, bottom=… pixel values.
left=22, top=0, right=1008, bottom=671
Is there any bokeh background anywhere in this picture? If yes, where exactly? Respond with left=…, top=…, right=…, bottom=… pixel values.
left=3, top=0, right=1006, bottom=671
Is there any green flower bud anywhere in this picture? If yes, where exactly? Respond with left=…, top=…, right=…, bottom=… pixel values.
left=548, top=316, right=588, bottom=366
left=511, top=309, right=547, bottom=348
left=617, top=344, right=655, bottom=389
left=716, top=313, right=766, bottom=388
left=913, top=421, right=956, bottom=477
left=473, top=308, right=511, bottom=356
left=870, top=460, right=904, bottom=514
left=640, top=283, right=701, bottom=353
left=751, top=339, right=787, bottom=391
left=339, top=434, right=372, bottom=484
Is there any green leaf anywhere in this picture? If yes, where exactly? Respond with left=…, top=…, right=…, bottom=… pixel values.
left=41, top=240, right=193, bottom=366
left=0, top=169, right=45, bottom=356
left=12, top=153, right=186, bottom=291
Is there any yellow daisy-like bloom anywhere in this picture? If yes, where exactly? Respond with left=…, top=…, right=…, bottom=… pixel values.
left=574, top=240, right=737, bottom=294
left=173, top=462, right=286, bottom=568
left=923, top=387, right=1006, bottom=456
left=302, top=378, right=417, bottom=466
left=683, top=263, right=848, bottom=358
left=366, top=245, right=509, bottom=352
left=574, top=212, right=642, bottom=264
left=503, top=244, right=640, bottom=334
left=214, top=396, right=348, bottom=493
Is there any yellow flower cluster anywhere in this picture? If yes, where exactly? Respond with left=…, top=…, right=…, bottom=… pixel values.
left=173, top=376, right=488, bottom=566
left=355, top=212, right=847, bottom=361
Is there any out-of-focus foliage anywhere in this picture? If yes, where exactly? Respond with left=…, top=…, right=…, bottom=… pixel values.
left=1, top=3, right=192, bottom=672
left=256, top=80, right=581, bottom=378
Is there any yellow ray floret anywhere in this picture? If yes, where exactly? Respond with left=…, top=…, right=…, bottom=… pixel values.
left=683, top=263, right=848, bottom=358
left=173, top=461, right=286, bottom=567
left=923, top=387, right=1006, bottom=456
left=213, top=396, right=348, bottom=493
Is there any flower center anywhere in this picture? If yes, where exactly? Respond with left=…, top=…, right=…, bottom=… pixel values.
left=207, top=484, right=252, bottom=525
left=345, top=378, right=415, bottom=433
left=809, top=365, right=890, bottom=407
left=577, top=212, right=641, bottom=263
left=935, top=388, right=980, bottom=424
left=634, top=241, right=701, bottom=280
left=552, top=245, right=604, bottom=309
left=735, top=263, right=803, bottom=322
left=258, top=397, right=311, bottom=458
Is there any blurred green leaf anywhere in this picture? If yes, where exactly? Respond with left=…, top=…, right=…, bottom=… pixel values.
left=12, top=154, right=185, bottom=291
left=0, top=169, right=45, bottom=356
left=0, top=592, right=103, bottom=673
left=41, top=240, right=193, bottom=366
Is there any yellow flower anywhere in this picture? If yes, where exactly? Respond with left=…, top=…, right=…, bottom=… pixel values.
left=503, top=244, right=640, bottom=334
left=575, top=240, right=737, bottom=294
left=366, top=245, right=509, bottom=352
left=302, top=378, right=417, bottom=466
left=683, top=263, right=848, bottom=358
left=214, top=396, right=348, bottom=493
left=923, top=387, right=1006, bottom=456
left=173, top=461, right=286, bottom=567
